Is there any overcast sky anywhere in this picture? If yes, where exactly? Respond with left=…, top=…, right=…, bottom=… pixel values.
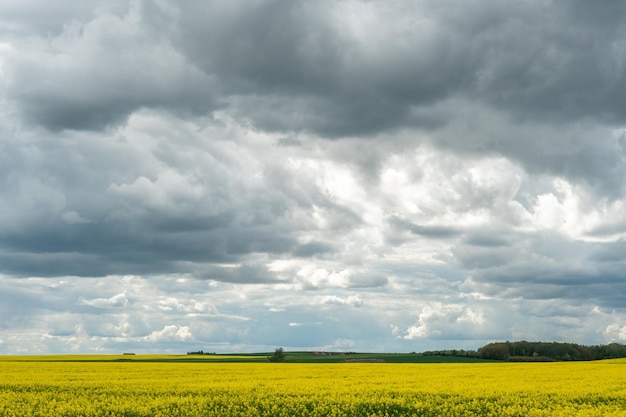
left=2, top=0, right=626, bottom=354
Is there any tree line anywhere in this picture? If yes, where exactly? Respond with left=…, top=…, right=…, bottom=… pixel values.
left=422, top=341, right=626, bottom=361
left=186, top=350, right=217, bottom=355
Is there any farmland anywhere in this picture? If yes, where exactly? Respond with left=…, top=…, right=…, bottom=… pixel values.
left=1, top=355, right=626, bottom=416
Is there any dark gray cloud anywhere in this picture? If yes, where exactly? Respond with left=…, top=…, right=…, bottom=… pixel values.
left=155, top=0, right=626, bottom=193
left=6, top=0, right=626, bottom=135
left=456, top=232, right=626, bottom=309
left=166, top=0, right=626, bottom=132
left=0, top=0, right=126, bottom=36
left=463, top=233, right=510, bottom=248
left=3, top=2, right=216, bottom=131
left=165, top=0, right=469, bottom=137
left=0, top=112, right=365, bottom=278
left=4, top=0, right=626, bottom=191
left=292, top=241, right=336, bottom=258
left=466, top=5, right=626, bottom=123
left=195, top=264, right=283, bottom=284
left=390, top=217, right=461, bottom=239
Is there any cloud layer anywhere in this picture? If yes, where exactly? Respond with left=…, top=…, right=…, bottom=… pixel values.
left=1, top=0, right=626, bottom=353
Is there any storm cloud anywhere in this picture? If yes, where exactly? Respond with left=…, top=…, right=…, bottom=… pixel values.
left=1, top=0, right=626, bottom=354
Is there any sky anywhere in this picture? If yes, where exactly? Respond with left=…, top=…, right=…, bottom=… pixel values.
left=1, top=0, right=626, bottom=354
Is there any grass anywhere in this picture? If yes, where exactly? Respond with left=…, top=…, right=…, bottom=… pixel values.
left=279, top=352, right=495, bottom=363
left=0, top=352, right=498, bottom=363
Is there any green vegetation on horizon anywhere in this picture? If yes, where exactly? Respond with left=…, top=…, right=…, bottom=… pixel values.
left=423, top=341, right=626, bottom=362
left=0, top=352, right=494, bottom=364
left=4, top=341, right=625, bottom=364
left=184, top=341, right=626, bottom=363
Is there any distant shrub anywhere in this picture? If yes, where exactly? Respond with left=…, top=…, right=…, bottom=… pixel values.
left=268, top=348, right=286, bottom=362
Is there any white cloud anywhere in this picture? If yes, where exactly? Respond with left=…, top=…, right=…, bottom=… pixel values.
left=319, top=295, right=363, bottom=308
left=604, top=323, right=626, bottom=343
left=144, top=325, right=193, bottom=342
left=297, top=267, right=386, bottom=289
left=323, top=338, right=355, bottom=351
left=403, top=303, right=488, bottom=340
left=79, top=293, right=128, bottom=309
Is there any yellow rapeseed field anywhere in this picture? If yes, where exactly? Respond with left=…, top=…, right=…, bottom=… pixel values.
left=1, top=356, right=626, bottom=416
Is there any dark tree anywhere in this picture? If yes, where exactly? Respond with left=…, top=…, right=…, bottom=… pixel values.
left=268, top=347, right=286, bottom=362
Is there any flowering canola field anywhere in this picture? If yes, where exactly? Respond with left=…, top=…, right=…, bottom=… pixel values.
left=1, top=356, right=626, bottom=416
